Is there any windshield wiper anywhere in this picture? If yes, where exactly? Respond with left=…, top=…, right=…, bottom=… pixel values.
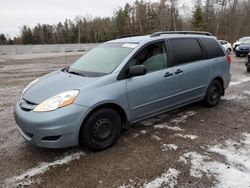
left=68, top=70, right=80, bottom=75
left=66, top=69, right=86, bottom=77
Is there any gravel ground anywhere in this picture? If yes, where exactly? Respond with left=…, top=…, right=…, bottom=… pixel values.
left=0, top=53, right=249, bottom=188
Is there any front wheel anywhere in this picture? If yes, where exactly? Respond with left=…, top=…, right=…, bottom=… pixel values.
left=80, top=108, right=121, bottom=151
left=204, top=80, right=222, bottom=107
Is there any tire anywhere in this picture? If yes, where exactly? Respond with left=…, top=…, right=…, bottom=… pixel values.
left=236, top=54, right=240, bottom=57
left=204, top=80, right=222, bottom=107
left=80, top=108, right=121, bottom=151
left=247, top=68, right=250, bottom=72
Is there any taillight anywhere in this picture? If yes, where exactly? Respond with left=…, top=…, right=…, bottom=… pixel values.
left=226, top=55, right=231, bottom=64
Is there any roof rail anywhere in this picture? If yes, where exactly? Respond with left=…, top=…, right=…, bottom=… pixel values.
left=151, top=31, right=213, bottom=37
left=118, top=35, right=137, bottom=39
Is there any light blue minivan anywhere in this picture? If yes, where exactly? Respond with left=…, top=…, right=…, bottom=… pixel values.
left=14, top=31, right=231, bottom=151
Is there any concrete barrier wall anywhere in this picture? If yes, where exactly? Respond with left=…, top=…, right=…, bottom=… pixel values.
left=0, top=43, right=99, bottom=55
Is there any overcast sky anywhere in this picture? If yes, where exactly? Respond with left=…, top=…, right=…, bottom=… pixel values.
left=0, top=0, right=193, bottom=38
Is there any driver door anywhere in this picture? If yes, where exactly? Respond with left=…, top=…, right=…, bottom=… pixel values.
left=126, top=41, right=175, bottom=121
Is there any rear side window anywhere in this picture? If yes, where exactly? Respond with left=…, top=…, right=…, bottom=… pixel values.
left=200, top=38, right=225, bottom=59
left=170, top=38, right=204, bottom=66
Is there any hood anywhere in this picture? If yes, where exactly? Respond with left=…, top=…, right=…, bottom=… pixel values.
left=238, top=44, right=250, bottom=50
left=22, top=69, right=98, bottom=104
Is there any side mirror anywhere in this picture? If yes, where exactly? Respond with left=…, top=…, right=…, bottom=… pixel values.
left=128, top=65, right=147, bottom=77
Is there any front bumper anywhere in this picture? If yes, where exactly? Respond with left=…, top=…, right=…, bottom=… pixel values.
left=14, top=99, right=90, bottom=148
left=235, top=49, right=250, bottom=55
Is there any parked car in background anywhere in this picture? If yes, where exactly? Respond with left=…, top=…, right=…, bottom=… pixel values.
left=219, top=40, right=232, bottom=53
left=14, top=31, right=231, bottom=151
left=235, top=38, right=250, bottom=57
left=233, top=37, right=250, bottom=51
left=246, top=53, right=250, bottom=72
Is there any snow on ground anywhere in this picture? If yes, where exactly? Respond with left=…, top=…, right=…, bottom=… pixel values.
left=243, top=90, right=250, bottom=96
left=140, top=130, right=147, bottom=134
left=174, top=133, right=198, bottom=140
left=170, top=111, right=197, bottom=125
left=140, top=118, right=160, bottom=126
left=4, top=152, right=85, bottom=187
left=120, top=168, right=180, bottom=188
left=221, top=94, right=248, bottom=101
left=161, top=144, right=178, bottom=151
left=152, top=134, right=162, bottom=141
left=229, top=77, right=250, bottom=87
left=143, top=168, right=180, bottom=188
left=179, top=133, right=250, bottom=188
left=154, top=124, right=184, bottom=131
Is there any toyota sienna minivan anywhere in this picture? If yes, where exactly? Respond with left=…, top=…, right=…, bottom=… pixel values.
left=14, top=31, right=231, bottom=151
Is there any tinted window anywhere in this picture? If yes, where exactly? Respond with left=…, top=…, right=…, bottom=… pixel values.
left=200, top=38, right=225, bottom=58
left=130, top=41, right=167, bottom=72
left=170, top=38, right=204, bottom=65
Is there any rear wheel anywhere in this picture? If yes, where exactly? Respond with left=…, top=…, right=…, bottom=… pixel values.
left=204, top=80, right=222, bottom=107
left=80, top=108, right=121, bottom=151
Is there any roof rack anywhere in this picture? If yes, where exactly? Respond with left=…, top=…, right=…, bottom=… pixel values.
left=151, top=31, right=213, bottom=37
left=118, top=35, right=137, bottom=39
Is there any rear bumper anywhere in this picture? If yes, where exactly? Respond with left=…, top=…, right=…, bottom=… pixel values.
left=14, top=100, right=90, bottom=148
left=224, top=73, right=231, bottom=90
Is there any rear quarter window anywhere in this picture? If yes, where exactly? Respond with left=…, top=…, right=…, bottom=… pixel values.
left=200, top=38, right=225, bottom=59
left=170, top=38, right=204, bottom=66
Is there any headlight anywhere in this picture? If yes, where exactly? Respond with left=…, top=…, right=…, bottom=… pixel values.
left=33, top=90, right=79, bottom=112
left=22, top=78, right=40, bottom=95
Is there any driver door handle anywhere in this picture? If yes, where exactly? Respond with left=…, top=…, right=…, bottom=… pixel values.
left=164, top=72, right=173, bottom=77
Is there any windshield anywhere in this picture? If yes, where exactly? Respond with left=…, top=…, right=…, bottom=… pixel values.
left=239, top=37, right=250, bottom=44
left=69, top=43, right=137, bottom=77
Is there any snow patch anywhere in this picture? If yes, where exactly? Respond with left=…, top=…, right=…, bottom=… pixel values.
left=140, top=130, right=147, bottom=134
left=170, top=111, right=197, bottom=125
left=179, top=133, right=250, bottom=188
left=140, top=118, right=159, bottom=126
left=143, top=168, right=180, bottom=188
left=161, top=144, right=178, bottom=151
left=154, top=123, right=184, bottom=131
left=174, top=133, right=198, bottom=140
left=4, top=152, right=85, bottom=187
left=243, top=90, right=250, bottom=96
left=152, top=135, right=162, bottom=141
left=229, top=77, right=250, bottom=87
left=222, top=94, right=247, bottom=101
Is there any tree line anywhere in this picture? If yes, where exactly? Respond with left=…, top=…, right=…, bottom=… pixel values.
left=0, top=0, right=249, bottom=45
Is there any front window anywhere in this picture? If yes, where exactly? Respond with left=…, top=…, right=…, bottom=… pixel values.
left=130, top=41, right=167, bottom=73
left=69, top=43, right=136, bottom=77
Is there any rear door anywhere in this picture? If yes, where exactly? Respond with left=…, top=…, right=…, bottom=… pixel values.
left=168, top=38, right=211, bottom=105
